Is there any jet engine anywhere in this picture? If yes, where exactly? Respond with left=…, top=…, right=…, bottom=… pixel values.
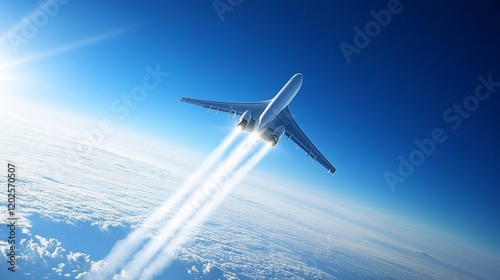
left=267, top=125, right=285, bottom=147
left=237, top=110, right=252, bottom=130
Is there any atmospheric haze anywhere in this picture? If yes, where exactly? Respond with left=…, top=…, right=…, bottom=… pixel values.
left=0, top=100, right=498, bottom=279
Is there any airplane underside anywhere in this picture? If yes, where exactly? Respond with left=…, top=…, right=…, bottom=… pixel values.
left=237, top=116, right=285, bottom=147
left=180, top=73, right=336, bottom=174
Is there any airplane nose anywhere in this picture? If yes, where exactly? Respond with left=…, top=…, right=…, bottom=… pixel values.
left=292, top=73, right=304, bottom=85
left=293, top=73, right=303, bottom=84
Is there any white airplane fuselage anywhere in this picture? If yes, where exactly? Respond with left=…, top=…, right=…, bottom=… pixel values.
left=257, top=73, right=303, bottom=130
left=180, top=72, right=336, bottom=173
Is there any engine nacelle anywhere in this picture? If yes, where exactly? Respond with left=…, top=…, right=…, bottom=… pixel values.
left=267, top=125, right=285, bottom=147
left=237, top=110, right=252, bottom=130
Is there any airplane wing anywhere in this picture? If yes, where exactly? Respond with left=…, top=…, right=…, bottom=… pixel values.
left=180, top=97, right=270, bottom=116
left=276, top=107, right=336, bottom=174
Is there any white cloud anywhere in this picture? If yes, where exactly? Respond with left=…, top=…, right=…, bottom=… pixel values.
left=67, top=251, right=91, bottom=265
left=0, top=240, right=9, bottom=259
left=52, top=262, right=65, bottom=275
left=22, top=227, right=32, bottom=236
left=202, top=263, right=212, bottom=274
left=0, top=103, right=499, bottom=280
left=19, top=235, right=66, bottom=261
left=0, top=230, right=98, bottom=279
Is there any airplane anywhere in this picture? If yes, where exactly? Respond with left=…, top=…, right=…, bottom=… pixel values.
left=180, top=73, right=336, bottom=174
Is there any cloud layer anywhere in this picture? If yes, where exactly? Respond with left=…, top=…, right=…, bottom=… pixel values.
left=0, top=106, right=499, bottom=279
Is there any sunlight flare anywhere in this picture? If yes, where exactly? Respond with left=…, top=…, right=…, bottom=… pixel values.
left=0, top=28, right=128, bottom=70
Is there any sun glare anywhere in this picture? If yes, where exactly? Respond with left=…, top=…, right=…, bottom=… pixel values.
left=0, top=46, right=21, bottom=83
left=0, top=48, right=9, bottom=79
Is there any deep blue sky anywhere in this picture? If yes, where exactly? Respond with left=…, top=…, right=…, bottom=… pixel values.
left=1, top=1, right=499, bottom=256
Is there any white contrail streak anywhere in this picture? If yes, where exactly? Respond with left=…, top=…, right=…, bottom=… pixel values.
left=87, top=129, right=241, bottom=280
left=118, top=133, right=260, bottom=279
left=0, top=28, right=128, bottom=69
left=139, top=144, right=271, bottom=280
left=0, top=2, right=52, bottom=43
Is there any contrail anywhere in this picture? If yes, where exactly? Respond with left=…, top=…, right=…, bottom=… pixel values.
left=0, top=28, right=128, bottom=69
left=87, top=129, right=241, bottom=280
left=0, top=1, right=51, bottom=43
left=139, top=144, right=271, bottom=280
left=118, top=133, right=260, bottom=279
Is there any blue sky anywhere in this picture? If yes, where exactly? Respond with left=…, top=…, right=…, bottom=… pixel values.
left=1, top=0, right=499, bottom=258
